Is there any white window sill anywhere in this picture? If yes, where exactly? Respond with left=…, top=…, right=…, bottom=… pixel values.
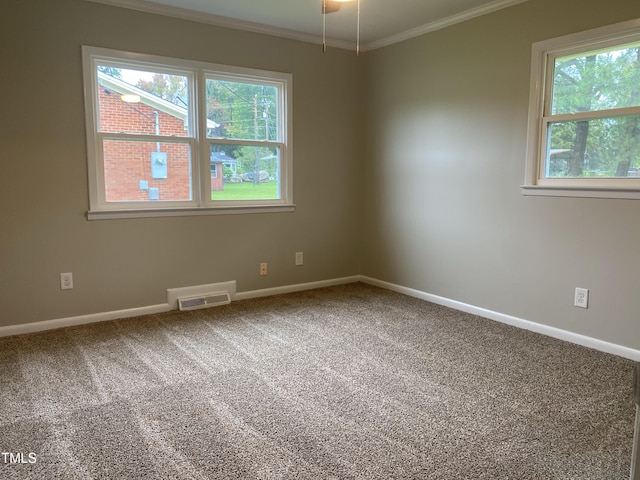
left=521, top=185, right=640, bottom=200
left=87, top=204, right=296, bottom=220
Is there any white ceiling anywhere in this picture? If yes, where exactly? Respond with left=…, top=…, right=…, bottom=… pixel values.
left=88, top=0, right=527, bottom=51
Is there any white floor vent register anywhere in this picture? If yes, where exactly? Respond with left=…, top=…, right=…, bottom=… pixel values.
left=167, top=281, right=236, bottom=312
left=177, top=292, right=231, bottom=311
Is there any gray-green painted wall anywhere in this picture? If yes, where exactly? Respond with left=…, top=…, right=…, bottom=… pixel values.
left=1, top=0, right=639, bottom=353
left=0, top=0, right=362, bottom=326
left=361, top=0, right=640, bottom=350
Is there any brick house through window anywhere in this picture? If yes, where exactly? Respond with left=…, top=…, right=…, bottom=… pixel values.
left=97, top=73, right=222, bottom=202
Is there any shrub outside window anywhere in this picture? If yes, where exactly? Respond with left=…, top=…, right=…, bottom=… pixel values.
left=524, top=20, right=640, bottom=198
left=82, top=46, right=293, bottom=218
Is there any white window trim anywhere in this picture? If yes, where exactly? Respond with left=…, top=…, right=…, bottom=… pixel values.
left=523, top=18, right=640, bottom=199
left=82, top=46, right=294, bottom=218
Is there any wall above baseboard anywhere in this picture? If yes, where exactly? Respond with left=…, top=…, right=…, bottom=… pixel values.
left=0, top=303, right=173, bottom=339
left=0, top=276, right=360, bottom=339
left=359, top=276, right=640, bottom=362
left=1, top=274, right=638, bottom=362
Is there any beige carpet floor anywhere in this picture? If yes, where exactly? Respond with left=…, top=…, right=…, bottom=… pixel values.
left=0, top=282, right=635, bottom=479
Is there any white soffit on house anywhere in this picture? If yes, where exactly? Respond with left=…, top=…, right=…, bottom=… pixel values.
left=85, top=0, right=528, bottom=52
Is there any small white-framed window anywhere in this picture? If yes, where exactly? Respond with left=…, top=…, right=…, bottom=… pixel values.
left=82, top=46, right=293, bottom=218
left=523, top=19, right=640, bottom=199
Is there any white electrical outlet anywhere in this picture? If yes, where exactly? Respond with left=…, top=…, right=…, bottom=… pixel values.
left=574, top=287, right=588, bottom=308
left=295, top=252, right=304, bottom=266
left=259, top=263, right=268, bottom=276
left=60, top=272, right=73, bottom=290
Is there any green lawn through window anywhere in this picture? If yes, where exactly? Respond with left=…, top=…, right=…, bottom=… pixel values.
left=211, top=182, right=278, bottom=200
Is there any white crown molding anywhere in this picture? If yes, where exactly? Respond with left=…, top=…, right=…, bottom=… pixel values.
left=362, top=0, right=529, bottom=51
left=86, top=0, right=528, bottom=52
left=84, top=0, right=355, bottom=50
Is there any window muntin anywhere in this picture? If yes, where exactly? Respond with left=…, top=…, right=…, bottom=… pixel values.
left=83, top=46, right=293, bottom=216
left=525, top=20, right=640, bottom=197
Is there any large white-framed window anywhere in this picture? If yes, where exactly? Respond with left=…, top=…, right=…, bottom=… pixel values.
left=523, top=19, right=640, bottom=199
left=82, top=46, right=293, bottom=218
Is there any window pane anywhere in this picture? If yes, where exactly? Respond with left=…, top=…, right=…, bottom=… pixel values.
left=103, top=139, right=192, bottom=202
left=545, top=114, right=640, bottom=178
left=210, top=144, right=280, bottom=200
left=206, top=78, right=279, bottom=141
left=97, top=66, right=190, bottom=136
left=551, top=44, right=640, bottom=115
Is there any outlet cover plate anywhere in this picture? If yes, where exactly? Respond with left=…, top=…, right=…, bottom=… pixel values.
left=60, top=272, right=73, bottom=290
left=574, top=287, right=589, bottom=308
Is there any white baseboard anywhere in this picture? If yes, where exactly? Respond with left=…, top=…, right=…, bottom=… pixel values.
left=0, top=276, right=361, bottom=339
left=235, top=276, right=361, bottom=301
left=0, top=303, right=172, bottom=338
left=360, top=276, right=640, bottom=362
left=2, top=274, right=638, bottom=362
